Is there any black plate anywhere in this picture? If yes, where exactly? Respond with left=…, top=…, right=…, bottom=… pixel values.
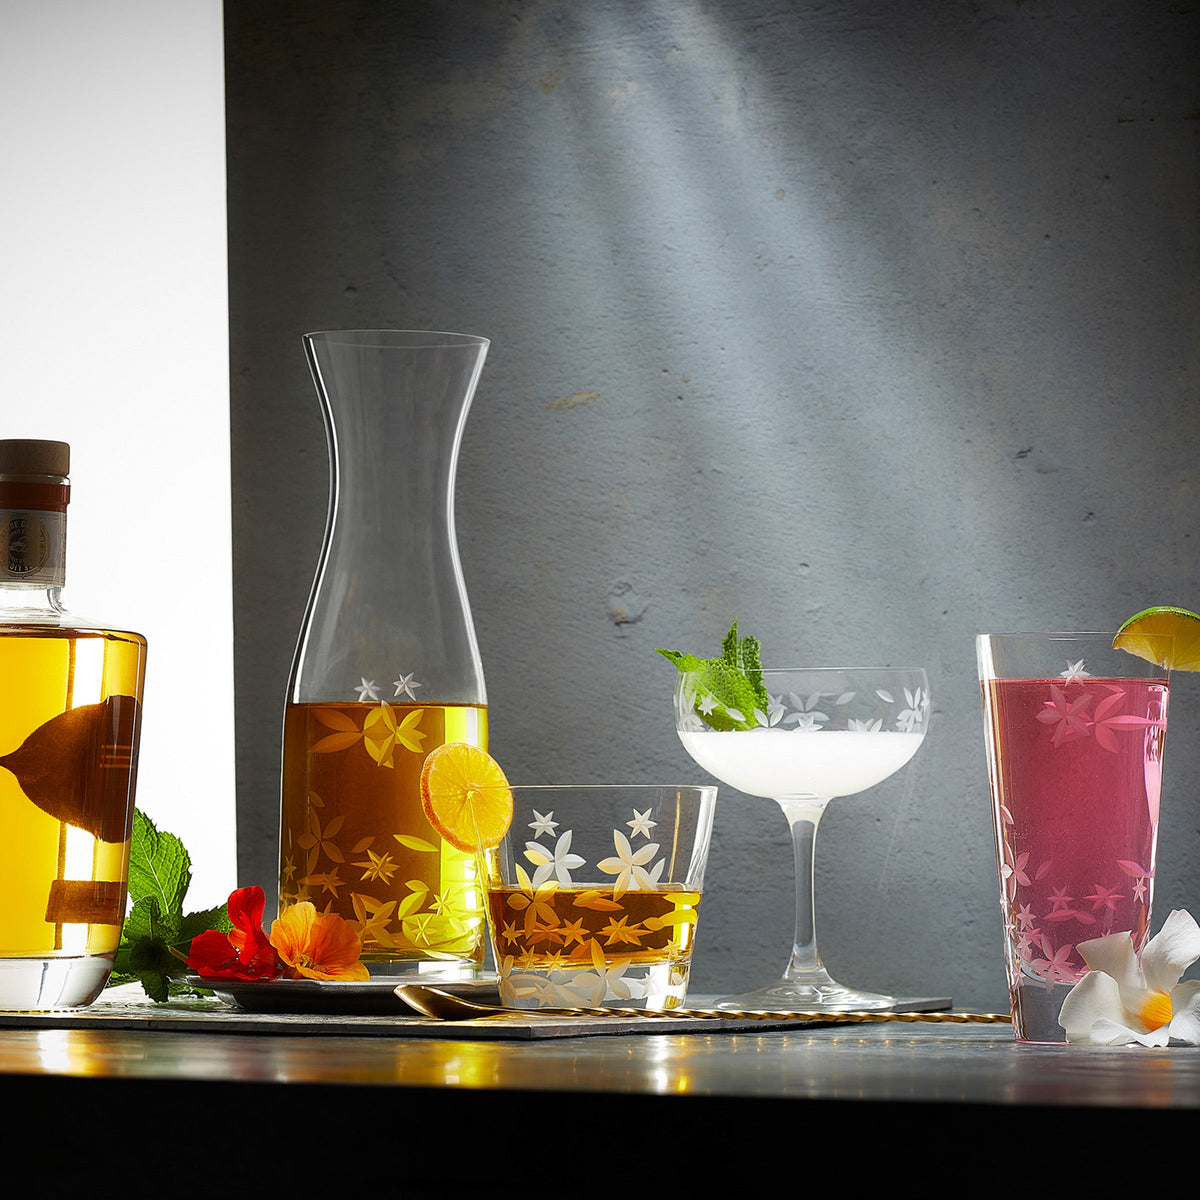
left=184, top=975, right=500, bottom=1015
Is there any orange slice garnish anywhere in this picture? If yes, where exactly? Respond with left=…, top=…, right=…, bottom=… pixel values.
left=419, top=743, right=512, bottom=851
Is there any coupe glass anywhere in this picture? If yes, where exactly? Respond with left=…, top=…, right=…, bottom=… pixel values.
left=673, top=666, right=931, bottom=1011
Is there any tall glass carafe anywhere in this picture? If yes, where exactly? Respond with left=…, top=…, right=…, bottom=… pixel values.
left=279, top=330, right=490, bottom=978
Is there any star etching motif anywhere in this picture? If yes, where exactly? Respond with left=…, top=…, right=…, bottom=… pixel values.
left=392, top=671, right=422, bottom=700
left=528, top=810, right=559, bottom=838
left=626, top=809, right=657, bottom=838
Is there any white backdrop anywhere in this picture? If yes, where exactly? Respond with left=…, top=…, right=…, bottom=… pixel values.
left=0, top=0, right=235, bottom=908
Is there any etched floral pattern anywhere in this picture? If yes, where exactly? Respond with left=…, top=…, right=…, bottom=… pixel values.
left=992, top=659, right=1168, bottom=991
left=280, top=668, right=487, bottom=966
left=678, top=682, right=932, bottom=735
left=488, top=805, right=701, bottom=1009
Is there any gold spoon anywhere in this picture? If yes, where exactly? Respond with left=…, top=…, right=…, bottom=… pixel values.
left=395, top=983, right=1010, bottom=1025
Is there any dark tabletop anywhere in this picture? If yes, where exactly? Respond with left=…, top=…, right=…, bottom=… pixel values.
left=3, top=989, right=1195, bottom=1191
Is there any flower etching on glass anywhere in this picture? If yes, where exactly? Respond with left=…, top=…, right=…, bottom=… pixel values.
left=996, top=660, right=1166, bottom=990
left=731, top=687, right=932, bottom=733
left=1035, top=664, right=1164, bottom=753
left=279, top=668, right=486, bottom=961
left=492, top=807, right=697, bottom=1009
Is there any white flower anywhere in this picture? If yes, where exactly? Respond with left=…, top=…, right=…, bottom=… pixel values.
left=1060, top=659, right=1091, bottom=684
left=784, top=691, right=829, bottom=730
left=790, top=712, right=824, bottom=730
left=597, top=831, right=664, bottom=895
left=617, top=969, right=651, bottom=1000
left=848, top=717, right=883, bottom=732
left=354, top=677, right=380, bottom=702
left=523, top=830, right=586, bottom=886
left=897, top=687, right=927, bottom=732
left=596, top=958, right=638, bottom=1001
left=1059, top=909, right=1200, bottom=1046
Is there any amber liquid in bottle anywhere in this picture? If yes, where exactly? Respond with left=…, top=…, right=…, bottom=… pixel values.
left=0, top=629, right=146, bottom=956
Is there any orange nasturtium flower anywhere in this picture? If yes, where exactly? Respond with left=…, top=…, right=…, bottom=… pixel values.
left=270, top=901, right=370, bottom=981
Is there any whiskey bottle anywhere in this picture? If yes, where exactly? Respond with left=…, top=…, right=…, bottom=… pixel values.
left=0, top=439, right=147, bottom=1009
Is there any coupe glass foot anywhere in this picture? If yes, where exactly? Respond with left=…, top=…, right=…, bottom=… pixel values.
left=714, top=979, right=896, bottom=1013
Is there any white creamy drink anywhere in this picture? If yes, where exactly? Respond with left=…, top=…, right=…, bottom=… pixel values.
left=678, top=728, right=924, bottom=799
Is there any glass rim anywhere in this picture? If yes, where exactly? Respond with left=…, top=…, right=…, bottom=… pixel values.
left=669, top=665, right=928, bottom=675
left=474, top=783, right=718, bottom=793
left=977, top=631, right=1121, bottom=639
left=753, top=665, right=927, bottom=674
left=977, top=629, right=1171, bottom=681
left=303, top=328, right=489, bottom=349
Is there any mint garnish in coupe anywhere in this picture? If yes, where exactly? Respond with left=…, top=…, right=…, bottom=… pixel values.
left=657, top=621, right=768, bottom=732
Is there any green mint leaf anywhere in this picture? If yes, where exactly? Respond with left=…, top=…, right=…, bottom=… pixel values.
left=657, top=620, right=770, bottom=730
left=721, top=623, right=765, bottom=687
left=108, top=810, right=232, bottom=1002
left=179, top=903, right=232, bottom=943
left=127, top=809, right=192, bottom=917
left=124, top=931, right=181, bottom=1003
left=119, top=894, right=172, bottom=946
left=110, top=894, right=184, bottom=999
left=655, top=649, right=704, bottom=673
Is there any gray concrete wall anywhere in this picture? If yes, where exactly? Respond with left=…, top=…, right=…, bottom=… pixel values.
left=226, top=0, right=1200, bottom=1008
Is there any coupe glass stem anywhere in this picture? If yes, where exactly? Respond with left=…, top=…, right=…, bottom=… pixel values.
left=778, top=796, right=832, bottom=986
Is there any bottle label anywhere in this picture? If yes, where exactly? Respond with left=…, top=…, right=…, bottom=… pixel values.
left=0, top=509, right=66, bottom=584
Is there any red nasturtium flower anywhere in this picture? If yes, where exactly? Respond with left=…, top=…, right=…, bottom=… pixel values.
left=269, top=901, right=370, bottom=981
left=188, top=885, right=282, bottom=981
left=187, top=887, right=368, bottom=983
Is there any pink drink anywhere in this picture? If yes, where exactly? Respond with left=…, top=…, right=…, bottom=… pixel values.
left=985, top=675, right=1168, bottom=999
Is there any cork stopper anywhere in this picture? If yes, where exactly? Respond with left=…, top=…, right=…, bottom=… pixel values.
left=0, top=440, right=71, bottom=517
left=0, top=440, right=70, bottom=479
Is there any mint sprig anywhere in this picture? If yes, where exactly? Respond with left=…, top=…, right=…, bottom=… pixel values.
left=108, top=809, right=231, bottom=1002
left=657, top=621, right=770, bottom=731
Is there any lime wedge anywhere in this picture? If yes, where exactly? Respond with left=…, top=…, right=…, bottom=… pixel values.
left=1113, top=606, right=1200, bottom=671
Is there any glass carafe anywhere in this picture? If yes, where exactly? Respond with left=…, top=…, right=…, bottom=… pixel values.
left=279, top=330, right=489, bottom=979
